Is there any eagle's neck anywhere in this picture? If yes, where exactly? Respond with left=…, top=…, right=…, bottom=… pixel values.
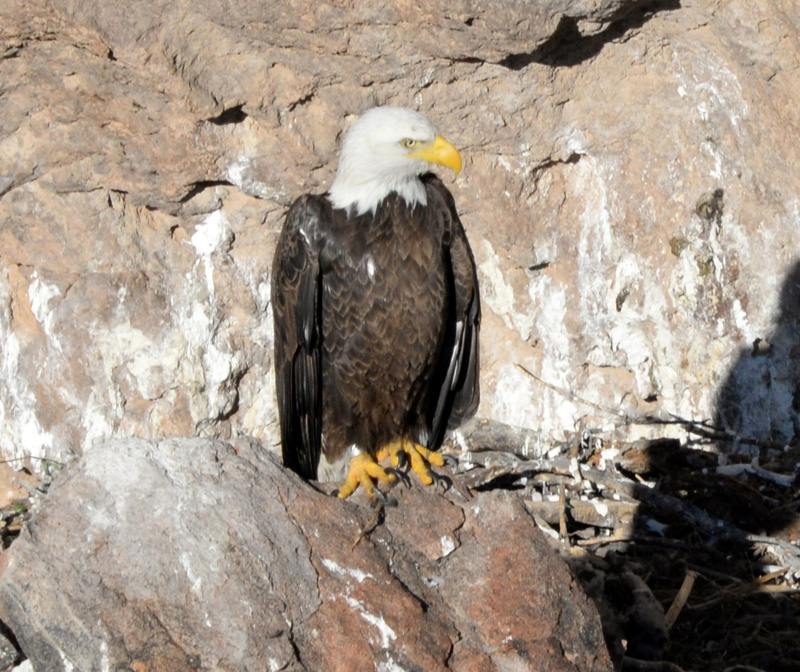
left=328, top=170, right=428, bottom=216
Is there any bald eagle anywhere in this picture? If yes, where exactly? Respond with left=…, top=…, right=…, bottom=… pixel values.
left=271, top=106, right=480, bottom=498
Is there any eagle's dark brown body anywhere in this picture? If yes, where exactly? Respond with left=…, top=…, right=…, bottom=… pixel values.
left=271, top=174, right=480, bottom=481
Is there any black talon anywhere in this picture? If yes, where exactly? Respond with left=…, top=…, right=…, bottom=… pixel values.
left=377, top=491, right=399, bottom=508
left=442, top=454, right=459, bottom=470
left=386, top=466, right=411, bottom=488
left=368, top=487, right=399, bottom=507
left=394, top=449, right=409, bottom=472
left=430, top=471, right=453, bottom=493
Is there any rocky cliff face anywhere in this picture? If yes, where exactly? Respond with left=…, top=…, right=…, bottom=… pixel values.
left=2, top=0, right=800, bottom=465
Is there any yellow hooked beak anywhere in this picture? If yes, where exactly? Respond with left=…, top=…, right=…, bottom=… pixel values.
left=408, top=135, right=462, bottom=177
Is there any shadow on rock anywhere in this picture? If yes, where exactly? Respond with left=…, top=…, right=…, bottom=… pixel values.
left=448, top=413, right=800, bottom=671
left=715, top=258, right=800, bottom=453
left=500, top=0, right=682, bottom=69
left=581, top=437, right=800, bottom=671
left=570, top=256, right=800, bottom=671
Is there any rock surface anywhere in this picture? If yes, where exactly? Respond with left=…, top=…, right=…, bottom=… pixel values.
left=0, top=437, right=613, bottom=672
left=3, top=0, right=800, bottom=470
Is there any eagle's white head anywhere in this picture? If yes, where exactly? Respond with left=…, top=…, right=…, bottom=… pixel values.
left=328, top=106, right=462, bottom=216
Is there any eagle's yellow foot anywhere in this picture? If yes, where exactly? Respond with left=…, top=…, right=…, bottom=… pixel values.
left=376, top=439, right=447, bottom=487
left=336, top=452, right=397, bottom=499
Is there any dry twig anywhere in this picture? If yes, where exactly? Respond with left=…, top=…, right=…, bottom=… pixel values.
left=664, top=570, right=697, bottom=630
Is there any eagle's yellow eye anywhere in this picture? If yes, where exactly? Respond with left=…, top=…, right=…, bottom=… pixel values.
left=401, top=139, right=418, bottom=149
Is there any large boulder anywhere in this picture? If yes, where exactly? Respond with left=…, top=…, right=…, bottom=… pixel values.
left=0, top=437, right=613, bottom=672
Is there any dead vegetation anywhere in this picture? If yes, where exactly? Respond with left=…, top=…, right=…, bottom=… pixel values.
left=445, top=416, right=800, bottom=672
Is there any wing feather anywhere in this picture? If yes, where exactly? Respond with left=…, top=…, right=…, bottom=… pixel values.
left=271, top=195, right=326, bottom=479
left=425, top=178, right=481, bottom=450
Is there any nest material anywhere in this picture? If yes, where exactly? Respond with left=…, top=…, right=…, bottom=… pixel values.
left=444, top=417, right=800, bottom=672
